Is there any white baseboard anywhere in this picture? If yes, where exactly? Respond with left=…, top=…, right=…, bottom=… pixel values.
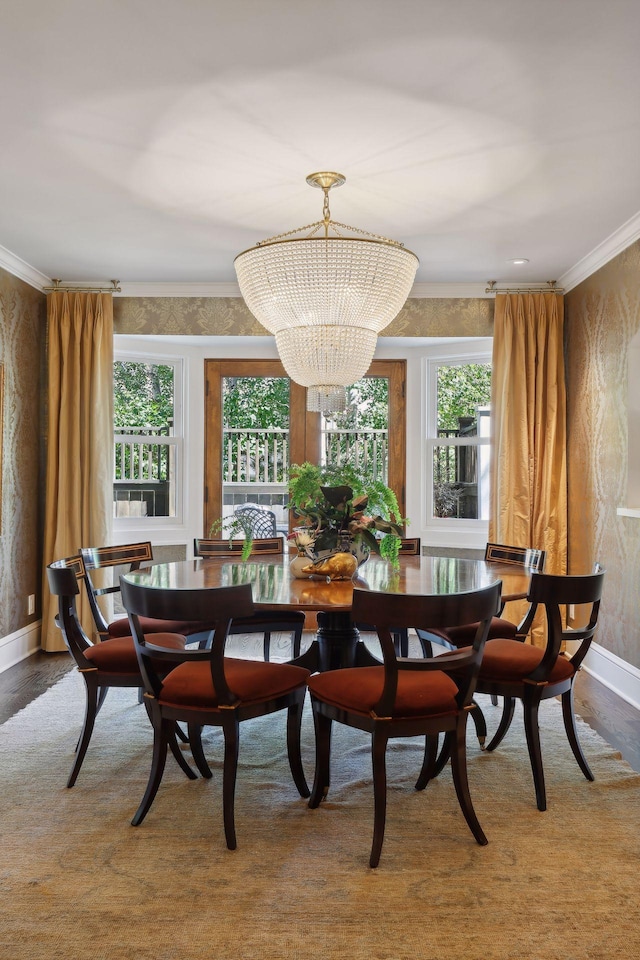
left=0, top=621, right=42, bottom=674
left=583, top=641, right=640, bottom=712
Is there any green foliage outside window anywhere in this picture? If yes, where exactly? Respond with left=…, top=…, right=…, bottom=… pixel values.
left=114, top=361, right=174, bottom=431
left=436, top=363, right=491, bottom=432
left=324, top=378, right=389, bottom=431
left=223, top=377, right=289, bottom=429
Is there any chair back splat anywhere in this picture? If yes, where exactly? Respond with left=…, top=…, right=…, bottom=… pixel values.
left=120, top=576, right=310, bottom=848
left=193, top=537, right=304, bottom=661
left=194, top=536, right=283, bottom=558
left=474, top=568, right=605, bottom=811
left=484, top=542, right=546, bottom=571
left=80, top=542, right=204, bottom=641
left=308, top=581, right=502, bottom=867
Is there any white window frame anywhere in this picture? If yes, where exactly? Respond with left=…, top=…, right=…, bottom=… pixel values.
left=113, top=351, right=185, bottom=532
left=423, top=343, right=492, bottom=550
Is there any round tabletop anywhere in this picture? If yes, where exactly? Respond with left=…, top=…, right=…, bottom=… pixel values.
left=122, top=553, right=530, bottom=613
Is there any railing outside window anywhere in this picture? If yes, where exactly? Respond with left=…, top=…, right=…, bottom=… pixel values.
left=114, top=425, right=177, bottom=517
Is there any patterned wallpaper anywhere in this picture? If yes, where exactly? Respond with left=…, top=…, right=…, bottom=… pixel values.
left=113, top=296, right=494, bottom=337
left=0, top=268, right=46, bottom=638
left=565, top=240, right=640, bottom=669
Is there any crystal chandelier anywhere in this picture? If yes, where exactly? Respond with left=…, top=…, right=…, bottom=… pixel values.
left=234, top=172, right=419, bottom=413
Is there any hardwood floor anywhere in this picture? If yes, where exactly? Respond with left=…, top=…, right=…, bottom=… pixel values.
left=1, top=649, right=639, bottom=772
left=0, top=651, right=74, bottom=725
left=572, top=669, right=640, bottom=772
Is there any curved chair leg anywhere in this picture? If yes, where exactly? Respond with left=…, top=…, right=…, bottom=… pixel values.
left=263, top=631, right=271, bottom=662
left=370, top=727, right=390, bottom=868
left=168, top=727, right=198, bottom=780
left=308, top=707, right=332, bottom=808
left=132, top=717, right=170, bottom=826
left=470, top=700, right=487, bottom=748
left=286, top=699, right=310, bottom=798
left=392, top=628, right=409, bottom=658
left=523, top=694, right=546, bottom=811
left=68, top=677, right=100, bottom=787
left=450, top=716, right=487, bottom=846
left=415, top=735, right=438, bottom=790
left=561, top=685, right=595, bottom=782
left=174, top=722, right=189, bottom=744
left=431, top=730, right=454, bottom=778
left=486, top=696, right=516, bottom=751
left=415, top=629, right=434, bottom=657
left=95, top=684, right=109, bottom=717
left=221, top=714, right=240, bottom=850
left=187, top=723, right=213, bottom=778
left=293, top=626, right=303, bottom=660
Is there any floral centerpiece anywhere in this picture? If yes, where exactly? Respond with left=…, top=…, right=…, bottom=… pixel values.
left=286, top=462, right=406, bottom=566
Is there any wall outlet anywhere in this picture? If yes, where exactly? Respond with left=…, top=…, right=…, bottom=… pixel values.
left=28, top=594, right=36, bottom=616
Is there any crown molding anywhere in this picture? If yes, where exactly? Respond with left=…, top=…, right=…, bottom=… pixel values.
left=559, top=209, right=640, bottom=292
left=408, top=282, right=491, bottom=298
left=0, top=244, right=50, bottom=291
left=114, top=281, right=493, bottom=299
left=116, top=281, right=242, bottom=298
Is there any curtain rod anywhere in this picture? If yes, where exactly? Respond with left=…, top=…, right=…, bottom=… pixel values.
left=485, top=280, right=563, bottom=295
left=43, top=279, right=121, bottom=294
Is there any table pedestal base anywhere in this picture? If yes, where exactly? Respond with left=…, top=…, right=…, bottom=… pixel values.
left=292, top=611, right=381, bottom=673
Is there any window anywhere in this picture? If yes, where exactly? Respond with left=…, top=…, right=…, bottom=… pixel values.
left=426, top=355, right=491, bottom=526
left=203, top=359, right=406, bottom=537
left=113, top=358, right=183, bottom=522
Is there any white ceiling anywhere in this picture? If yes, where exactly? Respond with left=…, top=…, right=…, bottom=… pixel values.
left=1, top=0, right=640, bottom=293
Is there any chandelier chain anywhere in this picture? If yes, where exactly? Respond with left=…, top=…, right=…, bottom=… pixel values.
left=322, top=188, right=331, bottom=237
left=255, top=218, right=406, bottom=248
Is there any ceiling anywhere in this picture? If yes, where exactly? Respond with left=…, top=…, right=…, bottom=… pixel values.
left=1, top=0, right=640, bottom=293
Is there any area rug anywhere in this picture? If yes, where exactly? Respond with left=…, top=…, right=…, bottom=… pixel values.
left=1, top=659, right=639, bottom=960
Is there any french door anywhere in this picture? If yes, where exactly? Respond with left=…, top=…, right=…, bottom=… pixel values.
left=203, top=359, right=406, bottom=536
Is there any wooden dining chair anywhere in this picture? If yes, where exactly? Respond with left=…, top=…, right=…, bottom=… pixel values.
left=397, top=537, right=421, bottom=556
left=473, top=567, right=605, bottom=811
left=194, top=537, right=306, bottom=661
left=80, top=542, right=204, bottom=641
left=415, top=541, right=546, bottom=656
left=308, top=581, right=502, bottom=867
left=47, top=556, right=191, bottom=788
left=120, top=577, right=310, bottom=848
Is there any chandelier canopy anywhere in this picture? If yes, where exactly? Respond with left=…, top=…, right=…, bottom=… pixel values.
left=234, top=172, right=419, bottom=413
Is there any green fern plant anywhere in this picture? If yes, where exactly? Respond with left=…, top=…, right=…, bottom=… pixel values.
left=208, top=513, right=256, bottom=561
left=286, top=462, right=407, bottom=565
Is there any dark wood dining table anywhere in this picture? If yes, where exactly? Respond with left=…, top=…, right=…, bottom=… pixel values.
left=121, top=552, right=531, bottom=672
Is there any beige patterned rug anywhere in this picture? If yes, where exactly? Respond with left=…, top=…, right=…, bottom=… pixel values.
left=1, top=656, right=639, bottom=960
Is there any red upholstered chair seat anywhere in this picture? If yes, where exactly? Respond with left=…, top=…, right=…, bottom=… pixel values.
left=442, top=616, right=519, bottom=645
left=478, top=638, right=575, bottom=684
left=308, top=666, right=459, bottom=719
left=159, top=659, right=310, bottom=710
left=107, top=615, right=203, bottom=639
left=83, top=633, right=186, bottom=674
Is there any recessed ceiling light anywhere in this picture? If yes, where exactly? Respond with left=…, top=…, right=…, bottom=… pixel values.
left=508, top=258, right=529, bottom=265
